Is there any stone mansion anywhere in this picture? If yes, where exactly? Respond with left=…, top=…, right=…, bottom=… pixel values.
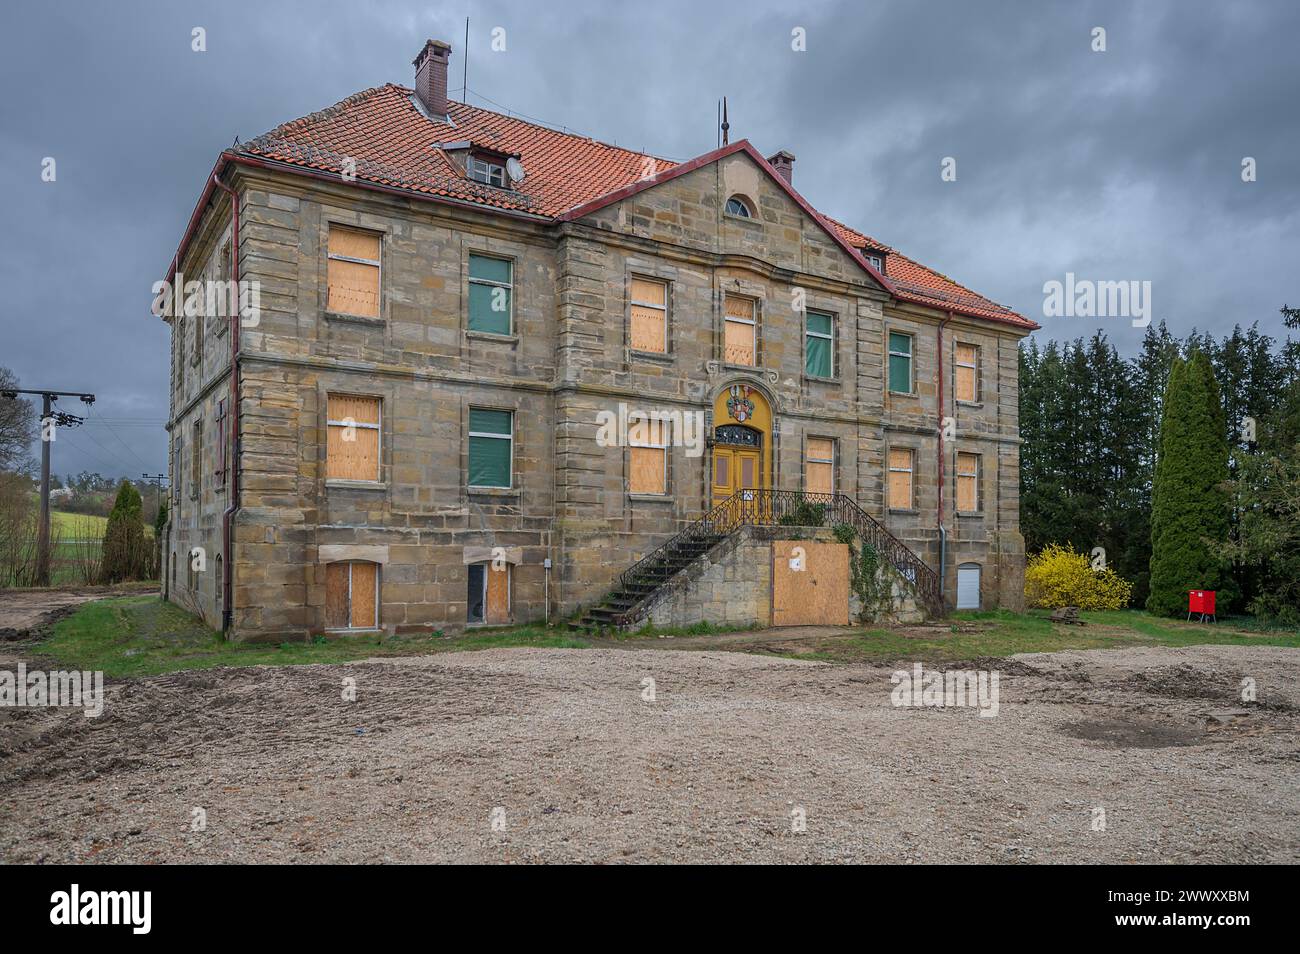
left=161, top=37, right=1037, bottom=639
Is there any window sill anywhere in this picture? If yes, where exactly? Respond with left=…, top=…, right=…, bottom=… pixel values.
left=723, top=362, right=762, bottom=373
left=888, top=508, right=919, bottom=515
left=466, top=330, right=518, bottom=344
left=468, top=487, right=519, bottom=498
left=724, top=212, right=762, bottom=226
left=628, top=493, right=672, bottom=502
left=630, top=348, right=673, bottom=363
left=888, top=390, right=919, bottom=400
left=326, top=479, right=387, bottom=491
left=324, top=311, right=385, bottom=327
left=956, top=511, right=985, bottom=519
left=956, top=400, right=984, bottom=409
left=803, top=374, right=840, bottom=385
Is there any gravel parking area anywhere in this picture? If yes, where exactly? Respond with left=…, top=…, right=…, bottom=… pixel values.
left=2, top=641, right=1296, bottom=863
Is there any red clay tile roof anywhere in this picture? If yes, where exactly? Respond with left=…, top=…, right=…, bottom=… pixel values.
left=240, top=84, right=1034, bottom=330
left=245, top=84, right=676, bottom=218
left=823, top=216, right=1033, bottom=328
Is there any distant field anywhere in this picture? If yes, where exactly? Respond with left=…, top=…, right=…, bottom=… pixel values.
left=50, top=510, right=153, bottom=539
left=50, top=510, right=107, bottom=536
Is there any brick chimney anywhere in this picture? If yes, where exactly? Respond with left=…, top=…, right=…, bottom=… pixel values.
left=413, top=39, right=453, bottom=117
left=767, top=150, right=796, bottom=185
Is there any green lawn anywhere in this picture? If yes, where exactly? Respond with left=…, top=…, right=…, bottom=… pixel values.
left=36, top=596, right=589, bottom=678
left=31, top=597, right=1300, bottom=679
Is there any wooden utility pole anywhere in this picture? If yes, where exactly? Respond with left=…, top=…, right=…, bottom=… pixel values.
left=0, top=388, right=95, bottom=586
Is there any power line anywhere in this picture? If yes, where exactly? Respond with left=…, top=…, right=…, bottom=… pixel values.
left=88, top=405, right=154, bottom=471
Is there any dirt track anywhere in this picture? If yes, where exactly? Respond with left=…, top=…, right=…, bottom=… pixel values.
left=2, top=643, right=1296, bottom=863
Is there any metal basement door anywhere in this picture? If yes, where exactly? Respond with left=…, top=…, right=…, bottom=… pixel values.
left=956, top=564, right=981, bottom=610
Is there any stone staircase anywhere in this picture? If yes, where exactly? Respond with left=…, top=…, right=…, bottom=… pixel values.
left=576, top=490, right=944, bottom=630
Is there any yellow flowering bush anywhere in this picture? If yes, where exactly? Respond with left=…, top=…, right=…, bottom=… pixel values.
left=1024, top=544, right=1133, bottom=610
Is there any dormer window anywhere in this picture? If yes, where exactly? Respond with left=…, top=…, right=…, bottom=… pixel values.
left=725, top=196, right=753, bottom=217
left=867, top=254, right=883, bottom=271
left=467, top=155, right=507, bottom=188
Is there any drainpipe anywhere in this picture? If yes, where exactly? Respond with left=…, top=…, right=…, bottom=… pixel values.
left=211, top=173, right=241, bottom=634
left=936, top=311, right=953, bottom=604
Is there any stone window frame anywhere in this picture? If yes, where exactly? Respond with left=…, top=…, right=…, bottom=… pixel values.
left=887, top=328, right=916, bottom=396
left=626, top=414, right=672, bottom=499
left=323, top=391, right=386, bottom=489
left=886, top=442, right=918, bottom=513
left=320, top=215, right=389, bottom=325
left=956, top=449, right=983, bottom=516
left=721, top=289, right=763, bottom=370
left=802, top=302, right=841, bottom=383
left=465, top=560, right=512, bottom=626
left=724, top=194, right=756, bottom=219
left=190, top=417, right=202, bottom=500
left=955, top=340, right=981, bottom=405
left=461, top=240, right=523, bottom=343
left=625, top=269, right=674, bottom=360
left=214, top=237, right=232, bottom=340
left=465, top=403, right=518, bottom=495
left=804, top=434, right=836, bottom=494
left=325, top=559, right=381, bottom=631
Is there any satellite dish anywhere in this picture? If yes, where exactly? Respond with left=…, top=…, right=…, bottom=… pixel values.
left=506, top=157, right=526, bottom=183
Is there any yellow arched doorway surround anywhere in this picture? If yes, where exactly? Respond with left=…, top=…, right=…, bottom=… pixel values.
left=711, top=384, right=772, bottom=507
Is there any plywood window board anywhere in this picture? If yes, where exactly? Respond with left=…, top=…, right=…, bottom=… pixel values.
left=629, top=277, right=668, bottom=353
left=325, top=561, right=379, bottom=630
left=327, top=394, right=381, bottom=481
left=806, top=437, right=834, bottom=494
left=888, top=447, right=913, bottom=509
left=724, top=295, right=756, bottom=366
left=327, top=226, right=381, bottom=318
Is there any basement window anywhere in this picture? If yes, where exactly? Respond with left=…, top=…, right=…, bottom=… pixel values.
left=467, top=562, right=511, bottom=624
left=325, top=561, right=379, bottom=630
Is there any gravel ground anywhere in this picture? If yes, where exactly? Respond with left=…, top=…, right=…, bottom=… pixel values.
left=1, top=641, right=1296, bottom=864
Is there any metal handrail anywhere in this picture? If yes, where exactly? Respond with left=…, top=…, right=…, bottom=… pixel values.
left=607, top=489, right=944, bottom=623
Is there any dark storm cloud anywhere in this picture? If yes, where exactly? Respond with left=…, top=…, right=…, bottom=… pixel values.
left=1, top=0, right=1296, bottom=477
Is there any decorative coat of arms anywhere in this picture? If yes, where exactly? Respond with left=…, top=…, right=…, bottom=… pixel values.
left=726, top=384, right=755, bottom=423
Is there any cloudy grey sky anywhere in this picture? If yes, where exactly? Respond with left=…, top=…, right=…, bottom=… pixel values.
left=2, top=0, right=1296, bottom=478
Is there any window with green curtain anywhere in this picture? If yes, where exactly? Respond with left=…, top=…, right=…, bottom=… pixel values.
left=888, top=331, right=913, bottom=393
left=468, top=254, right=512, bottom=335
left=468, top=408, right=513, bottom=487
left=805, top=311, right=833, bottom=378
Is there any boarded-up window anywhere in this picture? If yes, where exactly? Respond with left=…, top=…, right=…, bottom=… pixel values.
left=630, top=277, right=668, bottom=353
left=629, top=416, right=668, bottom=495
left=957, top=452, right=980, bottom=512
left=327, top=394, right=381, bottom=481
left=191, top=419, right=202, bottom=498
left=173, top=441, right=182, bottom=503
left=888, top=332, right=913, bottom=394
left=806, top=438, right=834, bottom=494
left=888, top=447, right=914, bottom=510
left=806, top=311, right=833, bottom=378
left=467, top=562, right=510, bottom=624
left=214, top=399, right=227, bottom=488
left=325, top=561, right=378, bottom=629
left=468, top=408, right=513, bottom=488
left=468, top=254, right=513, bottom=335
left=327, top=227, right=381, bottom=318
left=724, top=296, right=756, bottom=366
left=955, top=343, right=979, bottom=403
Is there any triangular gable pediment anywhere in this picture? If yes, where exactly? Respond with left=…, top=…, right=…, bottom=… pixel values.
left=559, top=141, right=890, bottom=292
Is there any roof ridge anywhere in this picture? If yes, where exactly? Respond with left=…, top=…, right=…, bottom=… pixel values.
left=247, top=85, right=395, bottom=150
left=388, top=85, right=676, bottom=167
